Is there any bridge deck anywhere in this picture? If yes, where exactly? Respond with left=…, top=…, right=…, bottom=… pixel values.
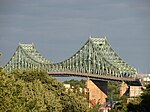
left=48, top=72, right=136, bottom=82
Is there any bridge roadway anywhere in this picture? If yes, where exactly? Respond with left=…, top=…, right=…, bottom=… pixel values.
left=48, top=72, right=136, bottom=82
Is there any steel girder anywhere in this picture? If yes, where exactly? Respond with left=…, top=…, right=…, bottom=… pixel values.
left=3, top=37, right=137, bottom=78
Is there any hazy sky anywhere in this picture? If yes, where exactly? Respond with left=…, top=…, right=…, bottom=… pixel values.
left=0, top=0, right=150, bottom=74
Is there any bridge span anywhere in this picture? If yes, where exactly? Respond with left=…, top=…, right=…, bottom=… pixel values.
left=3, top=37, right=137, bottom=82
left=48, top=72, right=136, bottom=82
left=3, top=36, right=142, bottom=105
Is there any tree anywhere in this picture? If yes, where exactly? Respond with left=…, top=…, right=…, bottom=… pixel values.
left=64, top=79, right=87, bottom=97
left=0, top=70, right=62, bottom=111
left=107, top=81, right=120, bottom=101
left=0, top=70, right=90, bottom=112
left=140, top=84, right=150, bottom=112
left=126, top=84, right=150, bottom=112
left=64, top=79, right=86, bottom=88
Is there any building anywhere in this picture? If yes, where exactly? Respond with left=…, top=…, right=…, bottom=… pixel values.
left=129, top=86, right=142, bottom=97
left=137, top=74, right=150, bottom=85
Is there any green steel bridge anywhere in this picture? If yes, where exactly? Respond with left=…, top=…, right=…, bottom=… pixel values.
left=3, top=37, right=137, bottom=82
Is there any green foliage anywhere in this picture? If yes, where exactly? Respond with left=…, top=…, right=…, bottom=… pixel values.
left=64, top=79, right=86, bottom=88
left=110, top=101, right=127, bottom=112
left=111, top=84, right=150, bottom=112
left=126, top=84, right=150, bottom=112
left=0, top=70, right=90, bottom=112
left=64, top=79, right=88, bottom=98
left=127, top=102, right=140, bottom=112
left=89, top=103, right=101, bottom=112
left=108, top=81, right=120, bottom=101
left=139, top=84, right=150, bottom=112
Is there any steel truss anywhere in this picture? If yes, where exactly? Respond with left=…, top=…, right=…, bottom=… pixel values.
left=3, top=37, right=137, bottom=78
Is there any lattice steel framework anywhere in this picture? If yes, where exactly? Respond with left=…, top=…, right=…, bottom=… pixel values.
left=3, top=37, right=137, bottom=78
left=3, top=43, right=52, bottom=72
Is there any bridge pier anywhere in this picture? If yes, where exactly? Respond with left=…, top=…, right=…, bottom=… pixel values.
left=120, top=81, right=129, bottom=97
left=86, top=79, right=108, bottom=106
left=120, top=81, right=142, bottom=98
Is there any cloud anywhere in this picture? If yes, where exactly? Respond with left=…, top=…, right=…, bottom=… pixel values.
left=0, top=0, right=150, bottom=73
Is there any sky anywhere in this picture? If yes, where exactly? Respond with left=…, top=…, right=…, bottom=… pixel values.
left=0, top=0, right=150, bottom=74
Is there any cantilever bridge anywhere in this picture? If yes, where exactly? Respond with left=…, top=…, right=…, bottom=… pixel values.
left=3, top=37, right=137, bottom=82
